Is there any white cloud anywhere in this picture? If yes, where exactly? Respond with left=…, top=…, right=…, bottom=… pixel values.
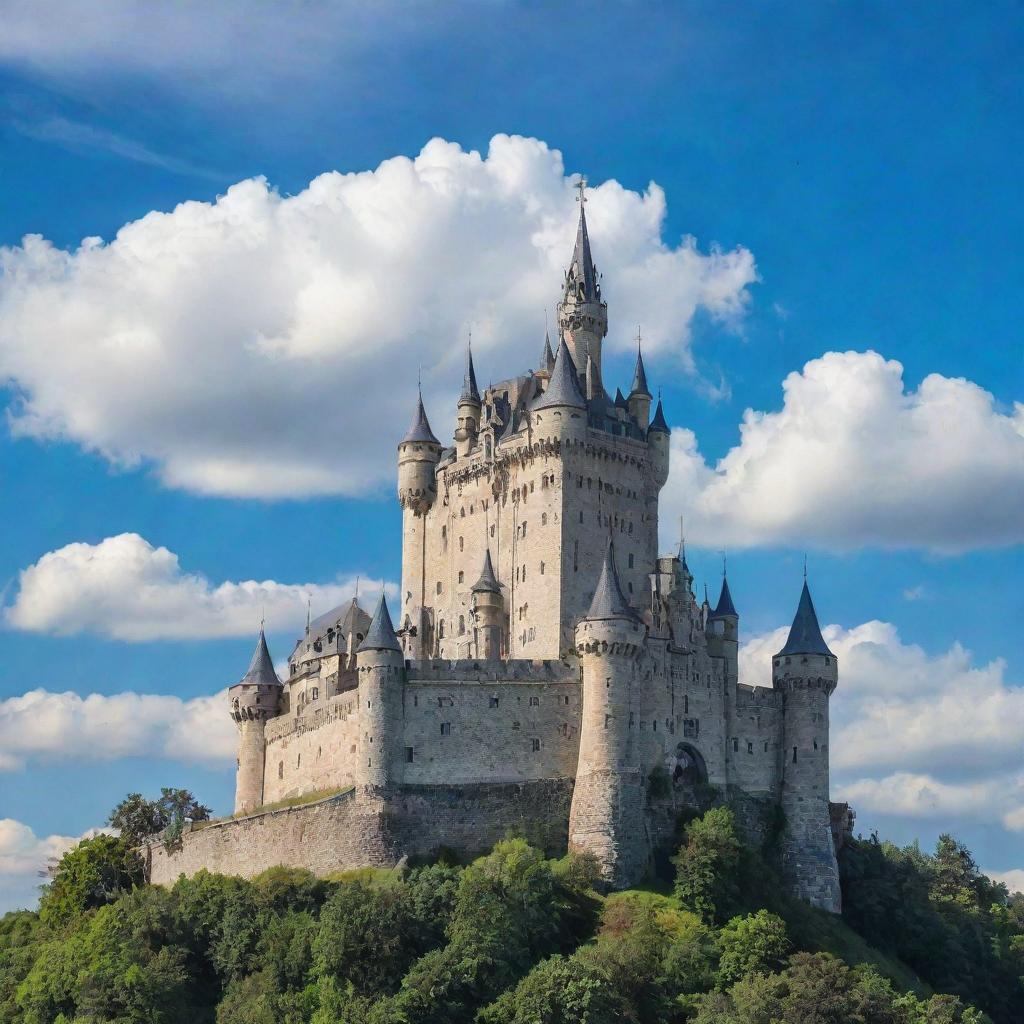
left=740, top=618, right=1024, bottom=832
left=4, top=532, right=391, bottom=640
left=0, top=688, right=236, bottom=774
left=0, top=817, right=100, bottom=913
left=986, top=868, right=1024, bottom=894
left=665, top=350, right=1024, bottom=552
left=0, top=134, right=755, bottom=499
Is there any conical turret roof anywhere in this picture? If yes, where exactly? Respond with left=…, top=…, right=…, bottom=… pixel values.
left=358, top=594, right=402, bottom=653
left=585, top=540, right=641, bottom=622
left=533, top=335, right=585, bottom=411
left=776, top=582, right=834, bottom=657
left=401, top=391, right=440, bottom=445
left=630, top=348, right=651, bottom=398
left=471, top=549, right=501, bottom=594
left=460, top=342, right=480, bottom=403
left=564, top=200, right=600, bottom=304
left=614, top=387, right=628, bottom=410
left=240, top=628, right=281, bottom=687
left=540, top=331, right=555, bottom=373
left=709, top=577, right=738, bottom=619
left=648, top=399, right=669, bottom=434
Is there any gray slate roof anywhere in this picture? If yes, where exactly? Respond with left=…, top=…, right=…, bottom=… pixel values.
left=709, top=577, right=738, bottom=619
left=776, top=582, right=834, bottom=657
left=240, top=629, right=281, bottom=687
left=533, top=335, right=585, bottom=411
left=471, top=549, right=501, bottom=593
left=630, top=349, right=651, bottom=398
left=460, top=343, right=480, bottom=403
left=540, top=332, right=555, bottom=373
left=564, top=202, right=600, bottom=303
left=358, top=594, right=402, bottom=653
left=648, top=399, right=669, bottom=434
left=585, top=540, right=641, bottom=622
left=402, top=392, right=440, bottom=445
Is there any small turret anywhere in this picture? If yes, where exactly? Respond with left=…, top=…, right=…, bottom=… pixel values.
left=558, top=181, right=608, bottom=383
left=398, top=390, right=443, bottom=514
left=627, top=344, right=652, bottom=427
left=356, top=594, right=406, bottom=791
left=706, top=574, right=739, bottom=689
left=471, top=548, right=504, bottom=659
left=647, top=398, right=670, bottom=488
left=775, top=580, right=841, bottom=912
left=569, top=541, right=649, bottom=887
left=539, top=330, right=556, bottom=375
left=228, top=628, right=282, bottom=814
left=454, top=342, right=482, bottom=457
left=531, top=334, right=586, bottom=441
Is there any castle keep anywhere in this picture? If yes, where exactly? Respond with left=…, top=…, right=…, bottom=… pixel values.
left=150, top=192, right=847, bottom=912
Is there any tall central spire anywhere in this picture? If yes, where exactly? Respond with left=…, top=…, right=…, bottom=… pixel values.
left=564, top=180, right=600, bottom=304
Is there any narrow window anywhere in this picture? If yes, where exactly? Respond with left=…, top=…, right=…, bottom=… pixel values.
left=459, top=536, right=464, bottom=551
left=522, top=521, right=527, bottom=537
left=579, top=510, right=584, bottom=523
left=529, top=695, right=539, bottom=707
left=489, top=695, right=499, bottom=708
left=458, top=570, right=464, bottom=584
left=746, top=741, right=753, bottom=754
left=441, top=722, right=452, bottom=736
left=278, top=761, right=283, bottom=779
left=459, top=615, right=465, bottom=634
left=792, top=746, right=798, bottom=763
left=405, top=747, right=414, bottom=763
left=540, top=561, right=545, bottom=575
left=628, top=553, right=634, bottom=568
left=297, top=753, right=301, bottom=767
left=732, top=738, right=739, bottom=753
left=531, top=738, right=541, bottom=753
left=764, top=741, right=769, bottom=752
left=490, top=524, right=495, bottom=537
left=684, top=695, right=689, bottom=714
left=311, top=687, right=319, bottom=701
left=541, top=513, right=547, bottom=526
left=563, top=695, right=569, bottom=705
left=436, top=581, right=442, bottom=594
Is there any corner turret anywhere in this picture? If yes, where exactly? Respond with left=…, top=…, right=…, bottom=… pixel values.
left=228, top=628, right=282, bottom=814
left=471, top=548, right=504, bottom=659
left=706, top=574, right=739, bottom=688
left=398, top=390, right=443, bottom=514
left=531, top=334, right=587, bottom=441
left=569, top=541, right=649, bottom=887
left=647, top=398, right=670, bottom=488
left=356, top=594, right=406, bottom=791
left=774, top=581, right=841, bottom=912
left=558, top=181, right=608, bottom=385
left=628, top=344, right=652, bottom=428
left=454, top=342, right=482, bottom=457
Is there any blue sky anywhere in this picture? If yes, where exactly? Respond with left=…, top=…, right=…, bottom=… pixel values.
left=0, top=1, right=1021, bottom=910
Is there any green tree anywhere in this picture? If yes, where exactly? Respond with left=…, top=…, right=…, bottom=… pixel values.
left=673, top=807, right=743, bottom=924
left=38, top=834, right=144, bottom=928
left=715, top=910, right=790, bottom=988
left=109, top=788, right=211, bottom=847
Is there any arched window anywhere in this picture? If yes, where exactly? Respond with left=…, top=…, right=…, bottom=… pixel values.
left=458, top=615, right=465, bottom=635
left=459, top=536, right=464, bottom=551
left=439, top=619, right=445, bottom=638
left=541, top=512, right=547, bottom=526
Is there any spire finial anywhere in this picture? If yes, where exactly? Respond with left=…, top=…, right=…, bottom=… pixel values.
left=637, top=324, right=642, bottom=352
left=678, top=515, right=686, bottom=559
left=305, top=596, right=311, bottom=636
left=803, top=554, right=807, bottom=579
left=576, top=175, right=588, bottom=205
left=355, top=575, right=360, bottom=603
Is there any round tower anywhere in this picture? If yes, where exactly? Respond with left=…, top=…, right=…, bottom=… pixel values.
left=647, top=398, right=670, bottom=489
left=228, top=628, right=282, bottom=814
left=558, top=185, right=608, bottom=381
left=530, top=334, right=587, bottom=444
left=568, top=541, right=649, bottom=888
left=627, top=345, right=652, bottom=428
left=397, top=391, right=443, bottom=513
left=774, top=581, right=842, bottom=913
left=454, top=341, right=481, bottom=458
left=356, top=594, right=406, bottom=791
left=706, top=574, right=739, bottom=690
left=470, top=548, right=504, bottom=659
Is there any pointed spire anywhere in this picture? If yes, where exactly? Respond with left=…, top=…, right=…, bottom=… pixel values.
left=540, top=330, right=555, bottom=373
left=648, top=399, right=669, bottom=434
left=776, top=581, right=834, bottom=657
left=709, top=576, right=738, bottom=620
left=402, top=388, right=440, bottom=445
left=564, top=181, right=600, bottom=304
left=585, top=539, right=641, bottom=622
left=630, top=342, right=651, bottom=399
left=614, top=387, right=628, bottom=410
left=533, top=334, right=586, bottom=411
left=471, top=548, right=501, bottom=594
left=358, top=593, right=402, bottom=653
left=240, top=628, right=281, bottom=687
left=678, top=516, right=690, bottom=573
left=460, top=337, right=480, bottom=403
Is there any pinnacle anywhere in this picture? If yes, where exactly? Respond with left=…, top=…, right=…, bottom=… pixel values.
left=358, top=593, right=402, bottom=653
left=630, top=347, right=651, bottom=398
left=648, top=399, right=669, bottom=434
left=776, top=581, right=833, bottom=658
left=532, top=334, right=585, bottom=411
left=709, top=577, right=738, bottom=620
left=471, top=549, right=501, bottom=594
left=402, top=391, right=440, bottom=445
left=240, top=628, right=281, bottom=687
left=585, top=539, right=640, bottom=622
left=460, top=341, right=480, bottom=403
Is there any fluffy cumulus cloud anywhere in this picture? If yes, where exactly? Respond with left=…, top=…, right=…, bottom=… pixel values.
left=0, top=687, right=236, bottom=774
left=740, top=619, right=1024, bottom=834
left=0, top=134, right=755, bottom=499
left=4, top=532, right=392, bottom=640
left=987, top=868, right=1024, bottom=895
left=0, top=817, right=104, bottom=914
left=664, top=350, right=1024, bottom=552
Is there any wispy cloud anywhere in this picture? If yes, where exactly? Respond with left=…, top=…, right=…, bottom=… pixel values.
left=12, top=114, right=224, bottom=181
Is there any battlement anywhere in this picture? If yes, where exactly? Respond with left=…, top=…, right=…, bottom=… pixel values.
left=735, top=683, right=784, bottom=710
left=406, top=658, right=576, bottom=684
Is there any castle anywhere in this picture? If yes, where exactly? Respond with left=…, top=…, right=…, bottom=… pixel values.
left=148, top=190, right=848, bottom=912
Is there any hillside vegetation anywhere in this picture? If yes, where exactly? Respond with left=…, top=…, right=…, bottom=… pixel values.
left=1, top=801, right=1021, bottom=1024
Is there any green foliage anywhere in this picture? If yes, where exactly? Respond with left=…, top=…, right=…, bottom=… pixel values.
left=109, top=788, right=211, bottom=848
left=3, top=797, right=1016, bottom=1024
left=38, top=833, right=144, bottom=929
left=673, top=805, right=743, bottom=923
left=716, top=909, right=790, bottom=987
